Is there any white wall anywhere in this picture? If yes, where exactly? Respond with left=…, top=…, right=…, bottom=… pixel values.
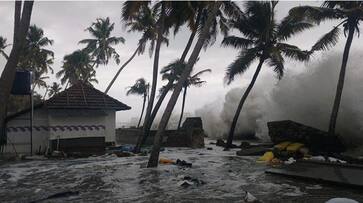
left=4, top=108, right=49, bottom=155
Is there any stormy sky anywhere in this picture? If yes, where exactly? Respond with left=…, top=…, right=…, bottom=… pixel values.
left=1, top=1, right=363, bottom=128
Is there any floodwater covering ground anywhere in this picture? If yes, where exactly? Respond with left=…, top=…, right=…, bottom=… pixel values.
left=0, top=140, right=362, bottom=203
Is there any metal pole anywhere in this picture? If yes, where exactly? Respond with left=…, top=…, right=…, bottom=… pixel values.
left=30, top=72, right=33, bottom=156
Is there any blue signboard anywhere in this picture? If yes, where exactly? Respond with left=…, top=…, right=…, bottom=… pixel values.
left=11, top=70, right=31, bottom=95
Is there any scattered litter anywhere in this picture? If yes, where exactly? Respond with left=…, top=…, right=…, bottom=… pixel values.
left=284, top=157, right=296, bottom=165
left=327, top=157, right=347, bottom=164
left=258, top=151, right=274, bottom=162
left=206, top=147, right=213, bottom=150
left=159, top=158, right=175, bottom=164
left=325, top=198, right=359, bottom=203
left=286, top=143, right=304, bottom=153
left=175, top=159, right=192, bottom=168
left=243, top=191, right=260, bottom=203
left=114, top=151, right=134, bottom=157
left=274, top=141, right=291, bottom=151
left=177, top=175, right=205, bottom=187
left=309, top=155, right=326, bottom=161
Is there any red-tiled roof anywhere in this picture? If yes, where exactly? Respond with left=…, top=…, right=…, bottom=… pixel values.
left=45, top=81, right=131, bottom=111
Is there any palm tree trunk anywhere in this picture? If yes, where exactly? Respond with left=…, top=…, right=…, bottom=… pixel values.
left=0, top=1, right=34, bottom=147
left=225, top=57, right=265, bottom=150
left=134, top=21, right=197, bottom=153
left=104, top=45, right=140, bottom=94
left=328, top=23, right=355, bottom=136
left=177, top=86, right=187, bottom=129
left=147, top=2, right=221, bottom=168
left=141, top=4, right=165, bottom=142
left=137, top=95, right=147, bottom=128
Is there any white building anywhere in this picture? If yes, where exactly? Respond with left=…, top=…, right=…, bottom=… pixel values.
left=3, top=81, right=130, bottom=156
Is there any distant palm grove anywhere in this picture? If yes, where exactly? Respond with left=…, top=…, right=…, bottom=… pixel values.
left=0, top=1, right=362, bottom=167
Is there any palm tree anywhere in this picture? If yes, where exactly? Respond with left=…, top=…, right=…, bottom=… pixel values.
left=79, top=17, right=124, bottom=81
left=177, top=68, right=211, bottom=129
left=222, top=1, right=312, bottom=149
left=147, top=2, right=222, bottom=168
left=48, top=82, right=62, bottom=98
left=105, top=3, right=165, bottom=94
left=126, top=78, right=149, bottom=128
left=56, top=50, right=96, bottom=86
left=290, top=2, right=363, bottom=136
left=31, top=71, right=49, bottom=92
left=121, top=2, right=171, bottom=146
left=0, top=36, right=9, bottom=59
left=134, top=1, right=241, bottom=153
left=0, top=1, right=34, bottom=147
left=18, top=24, right=54, bottom=74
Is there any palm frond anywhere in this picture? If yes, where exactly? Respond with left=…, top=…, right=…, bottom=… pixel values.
left=277, top=16, right=314, bottom=40
left=268, top=49, right=284, bottom=79
left=225, top=48, right=258, bottom=84
left=278, top=43, right=311, bottom=61
left=311, top=26, right=340, bottom=51
left=222, top=36, right=254, bottom=49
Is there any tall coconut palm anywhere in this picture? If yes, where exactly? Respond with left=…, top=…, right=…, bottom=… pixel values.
left=0, top=36, right=9, bottom=59
left=48, top=82, right=62, bottom=98
left=222, top=1, right=312, bottom=149
left=18, top=25, right=54, bottom=74
left=121, top=2, right=171, bottom=145
left=31, top=71, right=49, bottom=92
left=105, top=3, right=165, bottom=94
left=79, top=17, right=124, bottom=79
left=126, top=78, right=150, bottom=128
left=177, top=68, right=211, bottom=129
left=56, top=50, right=96, bottom=86
left=290, top=2, right=363, bottom=136
left=134, top=1, right=241, bottom=153
left=147, top=2, right=222, bottom=168
left=0, top=1, right=34, bottom=147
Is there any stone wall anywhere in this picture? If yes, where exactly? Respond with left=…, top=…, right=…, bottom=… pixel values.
left=115, top=117, right=205, bottom=148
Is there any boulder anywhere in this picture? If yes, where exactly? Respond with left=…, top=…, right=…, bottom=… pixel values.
left=267, top=120, right=345, bottom=153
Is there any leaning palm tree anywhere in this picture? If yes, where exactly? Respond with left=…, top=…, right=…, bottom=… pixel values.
left=56, top=50, right=96, bottom=87
left=18, top=24, right=54, bottom=74
left=104, top=3, right=164, bottom=94
left=290, top=1, right=363, bottom=136
left=126, top=78, right=149, bottom=128
left=134, top=1, right=241, bottom=153
left=79, top=17, right=124, bottom=80
left=147, top=2, right=222, bottom=168
left=177, top=68, right=211, bottom=129
left=222, top=1, right=312, bottom=149
left=0, top=36, right=9, bottom=59
left=48, top=82, right=62, bottom=98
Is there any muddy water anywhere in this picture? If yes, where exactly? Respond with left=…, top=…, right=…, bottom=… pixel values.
left=0, top=141, right=362, bottom=203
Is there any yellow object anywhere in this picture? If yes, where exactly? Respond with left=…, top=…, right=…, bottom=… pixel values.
left=286, top=142, right=304, bottom=152
left=159, top=158, right=175, bottom=164
left=258, top=151, right=274, bottom=162
left=274, top=141, right=291, bottom=151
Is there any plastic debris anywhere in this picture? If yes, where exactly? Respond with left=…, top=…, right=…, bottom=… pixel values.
left=286, top=143, right=304, bottom=153
left=177, top=175, right=205, bottom=187
left=159, top=158, right=175, bottom=164
left=258, top=151, right=274, bottom=162
left=176, top=159, right=192, bottom=168
left=274, top=141, right=291, bottom=151
left=243, top=191, right=260, bottom=203
left=284, top=157, right=296, bottom=165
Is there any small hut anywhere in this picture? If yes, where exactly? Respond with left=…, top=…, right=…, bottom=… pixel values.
left=3, top=81, right=130, bottom=156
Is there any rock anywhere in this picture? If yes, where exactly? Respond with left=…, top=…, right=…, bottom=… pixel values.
left=267, top=120, right=345, bottom=153
left=206, top=147, right=213, bottom=150
left=175, top=159, right=192, bottom=168
left=240, top=141, right=251, bottom=149
left=216, top=139, right=226, bottom=147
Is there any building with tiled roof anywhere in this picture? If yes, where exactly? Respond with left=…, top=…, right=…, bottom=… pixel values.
left=3, top=81, right=131, bottom=155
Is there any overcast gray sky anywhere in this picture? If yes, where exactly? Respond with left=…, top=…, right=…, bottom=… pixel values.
left=1, top=1, right=362, bottom=127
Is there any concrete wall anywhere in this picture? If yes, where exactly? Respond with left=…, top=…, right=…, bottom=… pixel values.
left=4, top=108, right=49, bottom=155
left=48, top=109, right=107, bottom=140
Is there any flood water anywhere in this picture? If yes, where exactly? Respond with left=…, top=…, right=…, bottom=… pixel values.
left=1, top=140, right=362, bottom=203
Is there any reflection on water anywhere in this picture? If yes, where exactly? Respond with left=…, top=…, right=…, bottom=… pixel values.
left=0, top=140, right=362, bottom=202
